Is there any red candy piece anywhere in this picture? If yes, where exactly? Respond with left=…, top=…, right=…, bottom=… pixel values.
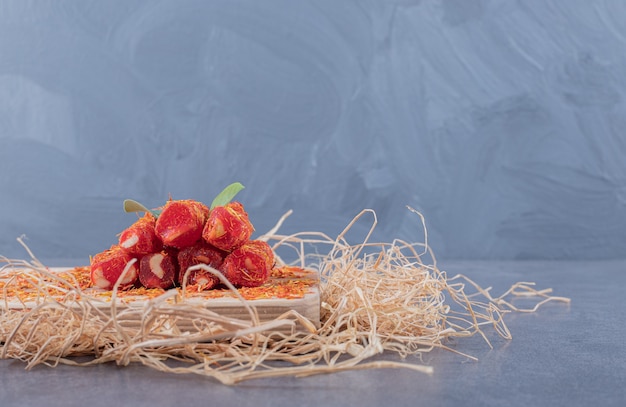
left=177, top=242, right=225, bottom=289
left=139, top=251, right=177, bottom=289
left=155, top=199, right=209, bottom=249
left=221, top=240, right=274, bottom=288
left=90, top=245, right=138, bottom=290
left=119, top=213, right=161, bottom=256
left=202, top=201, right=254, bottom=252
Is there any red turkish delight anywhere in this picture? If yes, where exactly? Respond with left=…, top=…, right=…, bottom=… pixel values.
left=118, top=213, right=161, bottom=256
left=90, top=245, right=138, bottom=290
left=138, top=251, right=177, bottom=289
left=202, top=201, right=254, bottom=252
left=155, top=199, right=209, bottom=249
left=177, top=242, right=225, bottom=289
left=221, top=240, right=274, bottom=287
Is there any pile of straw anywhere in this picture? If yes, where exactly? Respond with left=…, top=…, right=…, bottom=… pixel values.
left=0, top=208, right=569, bottom=384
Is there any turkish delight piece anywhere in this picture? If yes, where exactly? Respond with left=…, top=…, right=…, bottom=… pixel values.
left=90, top=245, right=138, bottom=290
left=155, top=199, right=209, bottom=249
left=202, top=202, right=254, bottom=252
left=177, top=242, right=225, bottom=289
left=221, top=240, right=274, bottom=288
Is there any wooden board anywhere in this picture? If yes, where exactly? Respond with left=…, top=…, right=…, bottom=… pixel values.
left=0, top=265, right=320, bottom=332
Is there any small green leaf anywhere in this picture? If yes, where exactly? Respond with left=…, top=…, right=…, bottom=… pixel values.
left=210, top=182, right=245, bottom=209
left=123, top=199, right=162, bottom=218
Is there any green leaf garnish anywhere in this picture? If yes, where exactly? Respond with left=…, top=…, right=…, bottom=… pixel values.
left=210, top=182, right=245, bottom=209
left=123, top=199, right=162, bottom=218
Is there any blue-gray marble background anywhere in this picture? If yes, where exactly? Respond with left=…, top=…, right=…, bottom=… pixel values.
left=1, top=0, right=625, bottom=261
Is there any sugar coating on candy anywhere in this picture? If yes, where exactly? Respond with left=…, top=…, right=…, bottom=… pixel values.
left=90, top=245, right=138, bottom=290
left=119, top=213, right=161, bottom=256
left=202, top=201, right=254, bottom=252
left=177, top=242, right=225, bottom=289
left=139, top=251, right=177, bottom=289
left=221, top=240, right=274, bottom=288
left=155, top=200, right=209, bottom=249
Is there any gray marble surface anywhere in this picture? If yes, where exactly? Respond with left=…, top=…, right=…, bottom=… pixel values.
left=1, top=260, right=624, bottom=407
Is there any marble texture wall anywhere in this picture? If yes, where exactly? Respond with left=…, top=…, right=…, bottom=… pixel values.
left=1, top=0, right=625, bottom=261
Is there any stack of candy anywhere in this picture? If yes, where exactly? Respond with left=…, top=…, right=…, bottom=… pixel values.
left=90, top=194, right=274, bottom=291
